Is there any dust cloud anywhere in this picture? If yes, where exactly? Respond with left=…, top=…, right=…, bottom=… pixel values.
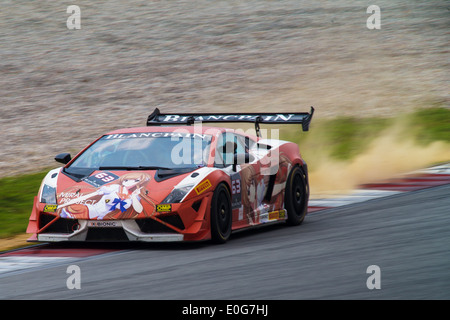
left=308, top=124, right=450, bottom=196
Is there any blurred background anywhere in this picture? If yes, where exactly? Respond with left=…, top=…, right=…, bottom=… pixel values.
left=0, top=0, right=448, bottom=179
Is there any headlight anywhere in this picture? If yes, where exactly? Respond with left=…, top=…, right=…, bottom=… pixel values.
left=161, top=184, right=194, bottom=204
left=39, top=168, right=60, bottom=204
left=40, top=184, right=57, bottom=204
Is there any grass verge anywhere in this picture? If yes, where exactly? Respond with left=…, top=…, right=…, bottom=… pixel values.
left=0, top=170, right=49, bottom=238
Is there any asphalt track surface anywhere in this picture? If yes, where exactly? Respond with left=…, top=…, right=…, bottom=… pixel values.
left=1, top=182, right=449, bottom=301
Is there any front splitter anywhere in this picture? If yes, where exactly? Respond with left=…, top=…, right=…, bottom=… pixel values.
left=37, top=220, right=184, bottom=242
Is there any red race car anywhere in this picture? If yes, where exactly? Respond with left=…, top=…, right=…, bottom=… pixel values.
left=27, top=107, right=314, bottom=243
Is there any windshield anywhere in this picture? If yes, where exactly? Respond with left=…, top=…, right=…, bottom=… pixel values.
left=66, top=132, right=212, bottom=176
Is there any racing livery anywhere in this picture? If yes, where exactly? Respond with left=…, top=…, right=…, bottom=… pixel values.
left=27, top=107, right=314, bottom=243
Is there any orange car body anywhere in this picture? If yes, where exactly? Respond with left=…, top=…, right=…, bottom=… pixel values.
left=27, top=109, right=313, bottom=243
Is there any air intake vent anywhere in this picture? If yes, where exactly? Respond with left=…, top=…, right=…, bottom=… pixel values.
left=136, top=216, right=184, bottom=233
left=39, top=213, right=79, bottom=234
left=86, top=228, right=128, bottom=241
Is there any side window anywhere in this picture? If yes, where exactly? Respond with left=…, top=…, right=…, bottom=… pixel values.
left=214, top=132, right=247, bottom=167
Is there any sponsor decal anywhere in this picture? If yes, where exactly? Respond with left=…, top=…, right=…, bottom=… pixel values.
left=195, top=179, right=212, bottom=195
left=160, top=114, right=298, bottom=123
left=88, top=221, right=120, bottom=228
left=156, top=204, right=172, bottom=212
left=268, top=209, right=287, bottom=221
left=268, top=211, right=278, bottom=221
left=43, top=204, right=58, bottom=213
left=103, top=132, right=208, bottom=140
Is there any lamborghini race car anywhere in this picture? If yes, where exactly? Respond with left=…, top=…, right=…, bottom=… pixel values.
left=27, top=107, right=314, bottom=243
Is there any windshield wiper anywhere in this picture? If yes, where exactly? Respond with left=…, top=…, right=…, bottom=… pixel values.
left=98, top=166, right=173, bottom=171
left=154, top=166, right=197, bottom=181
left=63, top=167, right=96, bottom=181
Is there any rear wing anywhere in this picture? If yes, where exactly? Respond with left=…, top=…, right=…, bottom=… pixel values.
left=147, top=107, right=314, bottom=136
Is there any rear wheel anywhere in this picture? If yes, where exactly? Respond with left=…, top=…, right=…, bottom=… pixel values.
left=284, top=166, right=309, bottom=226
left=210, top=183, right=232, bottom=243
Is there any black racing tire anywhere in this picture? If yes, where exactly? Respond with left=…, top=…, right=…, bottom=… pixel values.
left=284, top=165, right=309, bottom=226
left=210, top=183, right=232, bottom=243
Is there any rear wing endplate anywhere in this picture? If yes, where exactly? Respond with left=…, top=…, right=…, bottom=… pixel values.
left=147, top=107, right=314, bottom=136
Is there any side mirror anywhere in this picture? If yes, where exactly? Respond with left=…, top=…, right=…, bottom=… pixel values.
left=55, top=153, right=71, bottom=164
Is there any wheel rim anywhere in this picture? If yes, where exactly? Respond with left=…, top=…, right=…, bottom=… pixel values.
left=217, top=191, right=231, bottom=234
left=292, top=172, right=304, bottom=216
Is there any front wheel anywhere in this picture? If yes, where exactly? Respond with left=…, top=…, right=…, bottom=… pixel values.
left=210, top=183, right=232, bottom=243
left=284, top=166, right=309, bottom=226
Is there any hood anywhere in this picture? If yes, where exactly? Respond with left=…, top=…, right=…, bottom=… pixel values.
left=41, top=166, right=214, bottom=220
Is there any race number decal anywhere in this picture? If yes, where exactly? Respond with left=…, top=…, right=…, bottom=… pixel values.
left=230, top=173, right=242, bottom=209
left=82, top=171, right=119, bottom=188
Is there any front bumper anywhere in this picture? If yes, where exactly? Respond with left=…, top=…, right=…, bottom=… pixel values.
left=37, top=220, right=184, bottom=242
left=27, top=192, right=214, bottom=243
